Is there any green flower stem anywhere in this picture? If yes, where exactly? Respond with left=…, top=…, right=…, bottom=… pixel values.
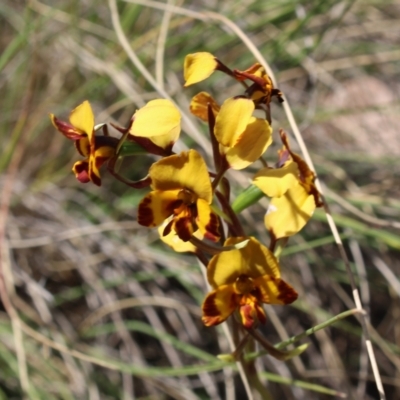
left=189, top=236, right=249, bottom=255
left=276, top=308, right=362, bottom=349
left=107, top=158, right=151, bottom=189
left=243, top=333, right=273, bottom=400
left=247, top=328, right=307, bottom=361
left=273, top=238, right=288, bottom=260
left=230, top=318, right=273, bottom=400
left=116, top=124, right=131, bottom=155
left=245, top=308, right=362, bottom=362
left=231, top=331, right=251, bottom=360
left=118, top=141, right=149, bottom=156
left=258, top=372, right=347, bottom=398
left=232, top=184, right=265, bottom=214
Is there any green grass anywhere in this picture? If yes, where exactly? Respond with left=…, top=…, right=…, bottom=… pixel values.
left=1, top=0, right=399, bottom=399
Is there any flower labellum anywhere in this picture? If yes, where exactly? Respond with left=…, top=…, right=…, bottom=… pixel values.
left=202, top=237, right=297, bottom=328
left=138, top=150, right=220, bottom=242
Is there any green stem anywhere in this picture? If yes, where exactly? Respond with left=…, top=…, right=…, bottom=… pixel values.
left=273, top=238, right=288, bottom=260
left=247, top=328, right=294, bottom=361
left=277, top=308, right=362, bottom=350
left=115, top=123, right=131, bottom=155
left=242, top=333, right=273, bottom=400
left=245, top=308, right=362, bottom=362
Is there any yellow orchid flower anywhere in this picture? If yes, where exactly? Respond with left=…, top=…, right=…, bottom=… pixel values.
left=252, top=130, right=322, bottom=239
left=50, top=101, right=118, bottom=186
left=184, top=52, right=219, bottom=87
left=138, top=150, right=220, bottom=242
left=183, top=53, right=283, bottom=106
left=202, top=237, right=297, bottom=328
left=128, top=99, right=181, bottom=154
left=233, top=63, right=283, bottom=105
left=190, top=94, right=272, bottom=170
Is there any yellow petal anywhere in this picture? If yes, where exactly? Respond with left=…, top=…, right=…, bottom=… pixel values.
left=85, top=143, right=116, bottom=186
left=280, top=131, right=317, bottom=193
left=254, top=275, right=298, bottom=305
left=158, top=220, right=200, bottom=252
left=75, top=137, right=90, bottom=157
left=189, top=92, right=220, bottom=122
left=93, top=144, right=116, bottom=160
left=253, top=160, right=299, bottom=197
left=196, top=198, right=220, bottom=242
left=69, top=101, right=95, bottom=139
left=202, top=285, right=238, bottom=326
left=149, top=126, right=180, bottom=149
left=207, top=237, right=281, bottom=288
left=265, top=184, right=316, bottom=238
left=138, top=189, right=181, bottom=227
left=223, top=117, right=272, bottom=170
left=184, top=52, right=218, bottom=87
left=130, top=99, right=181, bottom=138
left=214, top=97, right=254, bottom=147
left=88, top=155, right=102, bottom=186
left=149, top=150, right=212, bottom=203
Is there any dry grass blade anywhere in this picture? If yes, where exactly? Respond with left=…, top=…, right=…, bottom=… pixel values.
left=108, top=0, right=211, bottom=154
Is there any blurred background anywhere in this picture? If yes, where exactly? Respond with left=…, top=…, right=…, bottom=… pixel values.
left=1, top=0, right=399, bottom=399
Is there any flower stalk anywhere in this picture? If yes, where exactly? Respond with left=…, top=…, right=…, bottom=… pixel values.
left=50, top=51, right=323, bottom=399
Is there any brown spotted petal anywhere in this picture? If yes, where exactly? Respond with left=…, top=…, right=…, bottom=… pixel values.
left=202, top=285, right=238, bottom=327
left=173, top=210, right=196, bottom=242
left=75, top=137, right=90, bottom=157
left=207, top=237, right=281, bottom=289
left=158, top=221, right=200, bottom=253
left=196, top=198, right=220, bottom=242
left=138, top=189, right=181, bottom=228
left=254, top=275, right=298, bottom=305
left=86, top=136, right=118, bottom=186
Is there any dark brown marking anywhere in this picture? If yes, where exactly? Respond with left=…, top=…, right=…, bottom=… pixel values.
left=277, top=279, right=298, bottom=304
left=203, top=211, right=220, bottom=242
left=138, top=196, right=155, bottom=226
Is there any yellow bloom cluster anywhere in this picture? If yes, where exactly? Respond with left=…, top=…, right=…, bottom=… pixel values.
left=50, top=51, right=322, bottom=333
left=183, top=52, right=313, bottom=328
